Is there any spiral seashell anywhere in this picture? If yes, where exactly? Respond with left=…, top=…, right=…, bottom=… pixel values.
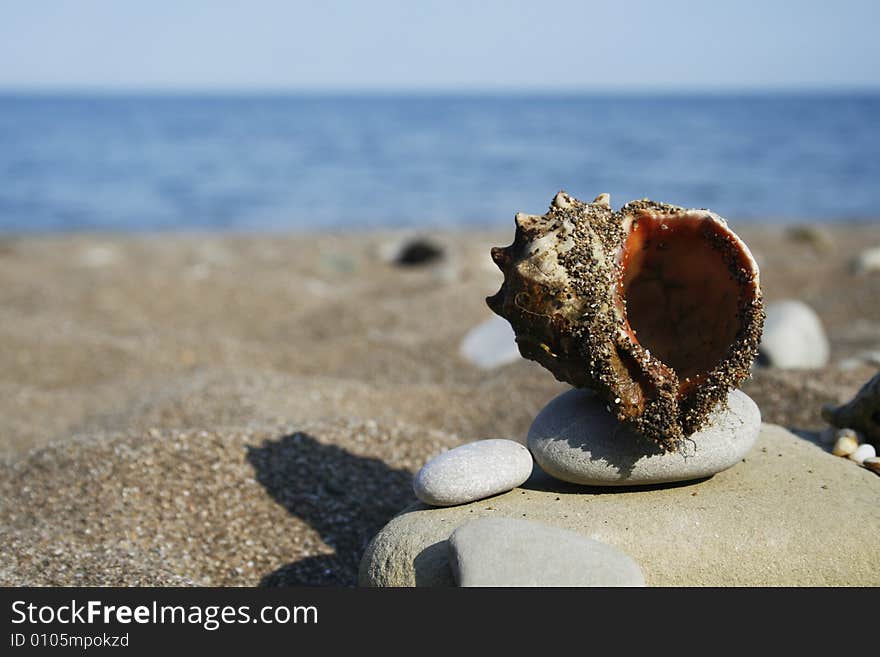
left=488, top=191, right=764, bottom=451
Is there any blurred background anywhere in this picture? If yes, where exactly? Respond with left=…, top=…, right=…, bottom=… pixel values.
left=0, top=0, right=878, bottom=232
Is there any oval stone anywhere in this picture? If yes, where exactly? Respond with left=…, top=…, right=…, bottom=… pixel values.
left=759, top=299, right=829, bottom=369
left=413, top=439, right=533, bottom=506
left=459, top=316, right=520, bottom=369
left=528, top=389, right=761, bottom=486
left=449, top=517, right=645, bottom=587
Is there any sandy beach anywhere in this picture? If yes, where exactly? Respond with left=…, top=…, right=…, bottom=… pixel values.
left=1, top=223, right=879, bottom=586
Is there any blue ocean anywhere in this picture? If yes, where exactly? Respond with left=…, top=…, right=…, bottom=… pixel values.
left=0, top=92, right=878, bottom=232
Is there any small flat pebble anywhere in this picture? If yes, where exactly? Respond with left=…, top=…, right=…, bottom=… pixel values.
left=459, top=316, right=520, bottom=369
left=413, top=439, right=533, bottom=506
left=849, top=443, right=876, bottom=465
left=448, top=517, right=645, bottom=587
left=528, top=389, right=760, bottom=486
left=759, top=300, right=829, bottom=369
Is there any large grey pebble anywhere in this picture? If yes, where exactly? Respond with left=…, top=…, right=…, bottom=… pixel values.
left=759, top=299, right=829, bottom=368
left=459, top=316, right=519, bottom=369
left=449, top=517, right=645, bottom=587
left=414, top=439, right=533, bottom=506
left=528, top=389, right=760, bottom=486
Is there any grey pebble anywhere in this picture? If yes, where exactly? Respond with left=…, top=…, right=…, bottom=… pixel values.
left=852, top=246, right=880, bottom=274
left=759, top=299, right=829, bottom=369
left=413, top=439, right=533, bottom=506
left=458, top=316, right=520, bottom=369
left=448, top=517, right=646, bottom=587
left=528, top=389, right=761, bottom=486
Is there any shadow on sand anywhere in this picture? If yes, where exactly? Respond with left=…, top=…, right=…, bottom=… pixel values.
left=246, top=431, right=414, bottom=586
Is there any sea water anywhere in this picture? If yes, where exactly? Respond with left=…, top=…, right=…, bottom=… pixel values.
left=0, top=92, right=877, bottom=232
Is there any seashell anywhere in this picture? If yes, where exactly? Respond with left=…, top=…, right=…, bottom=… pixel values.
left=829, top=426, right=862, bottom=448
left=832, top=433, right=860, bottom=457
left=487, top=191, right=764, bottom=452
left=822, top=371, right=880, bottom=449
left=862, top=456, right=880, bottom=474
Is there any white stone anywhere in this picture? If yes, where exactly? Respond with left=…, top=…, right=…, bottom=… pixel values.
left=853, top=246, right=880, bottom=274
left=413, top=439, right=533, bottom=507
left=759, top=300, right=830, bottom=369
left=448, top=517, right=645, bottom=587
left=459, top=316, right=520, bottom=369
left=849, top=443, right=876, bottom=465
left=527, top=389, right=760, bottom=486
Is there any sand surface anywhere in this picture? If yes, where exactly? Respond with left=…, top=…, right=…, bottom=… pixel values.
left=1, top=224, right=879, bottom=585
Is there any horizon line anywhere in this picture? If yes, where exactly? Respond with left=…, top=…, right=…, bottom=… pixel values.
left=1, top=84, right=879, bottom=97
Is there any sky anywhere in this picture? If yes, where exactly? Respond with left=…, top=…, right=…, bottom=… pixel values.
left=0, top=0, right=878, bottom=92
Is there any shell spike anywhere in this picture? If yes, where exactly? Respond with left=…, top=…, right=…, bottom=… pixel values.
left=593, top=193, right=611, bottom=208
left=490, top=246, right=510, bottom=267
left=514, top=212, right=542, bottom=231
left=552, top=191, right=572, bottom=209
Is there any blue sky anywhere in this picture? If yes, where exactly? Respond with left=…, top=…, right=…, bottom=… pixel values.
left=0, top=0, right=878, bottom=91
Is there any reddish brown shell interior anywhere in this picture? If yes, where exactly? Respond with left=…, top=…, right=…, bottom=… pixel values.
left=618, top=211, right=746, bottom=397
